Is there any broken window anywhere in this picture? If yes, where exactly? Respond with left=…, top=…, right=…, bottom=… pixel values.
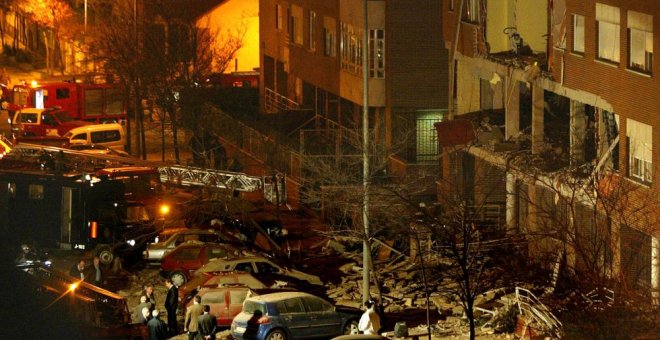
left=627, top=11, right=653, bottom=74
left=572, top=14, right=585, bottom=53
left=596, top=3, right=620, bottom=63
left=626, top=119, right=652, bottom=184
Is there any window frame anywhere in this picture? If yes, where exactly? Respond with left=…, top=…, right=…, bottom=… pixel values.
left=596, top=3, right=621, bottom=64
left=572, top=14, right=585, bottom=54
left=627, top=11, right=653, bottom=75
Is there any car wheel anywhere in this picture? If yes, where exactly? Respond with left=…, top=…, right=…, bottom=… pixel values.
left=343, top=319, right=359, bottom=335
left=265, top=329, right=287, bottom=340
left=96, top=245, right=114, bottom=265
left=170, top=271, right=187, bottom=287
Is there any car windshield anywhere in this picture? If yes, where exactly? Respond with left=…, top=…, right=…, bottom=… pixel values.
left=120, top=204, right=152, bottom=223
left=243, top=301, right=267, bottom=315
left=54, top=110, right=74, bottom=122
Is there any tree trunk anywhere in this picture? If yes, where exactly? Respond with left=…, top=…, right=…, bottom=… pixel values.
left=42, top=30, right=50, bottom=75
left=171, top=110, right=180, bottom=164
left=467, top=297, right=475, bottom=340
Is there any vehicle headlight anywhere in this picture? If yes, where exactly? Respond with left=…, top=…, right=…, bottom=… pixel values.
left=127, top=239, right=136, bottom=247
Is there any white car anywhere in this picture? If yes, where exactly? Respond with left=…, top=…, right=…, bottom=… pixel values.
left=194, top=255, right=323, bottom=285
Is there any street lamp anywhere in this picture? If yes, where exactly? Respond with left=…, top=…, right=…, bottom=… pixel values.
left=362, top=0, right=372, bottom=305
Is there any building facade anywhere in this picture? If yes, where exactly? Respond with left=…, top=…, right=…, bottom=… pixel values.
left=441, top=0, right=659, bottom=298
left=259, top=0, right=449, bottom=164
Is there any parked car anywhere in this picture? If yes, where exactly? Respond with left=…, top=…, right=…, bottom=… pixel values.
left=11, top=107, right=90, bottom=137
left=179, top=271, right=324, bottom=307
left=194, top=255, right=323, bottom=285
left=185, top=284, right=294, bottom=328
left=179, top=271, right=267, bottom=306
left=144, top=228, right=243, bottom=266
left=160, top=242, right=246, bottom=286
left=63, top=123, right=125, bottom=150
left=230, top=292, right=360, bottom=340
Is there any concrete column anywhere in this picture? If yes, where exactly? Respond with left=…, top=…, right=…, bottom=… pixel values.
left=652, top=237, right=659, bottom=305
left=531, top=84, right=544, bottom=154
left=570, top=101, right=586, bottom=165
left=505, top=172, right=518, bottom=233
left=505, top=79, right=520, bottom=140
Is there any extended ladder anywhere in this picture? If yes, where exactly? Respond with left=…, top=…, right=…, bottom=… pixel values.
left=6, top=144, right=264, bottom=192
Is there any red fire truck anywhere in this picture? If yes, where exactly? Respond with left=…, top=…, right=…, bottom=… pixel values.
left=6, top=80, right=126, bottom=124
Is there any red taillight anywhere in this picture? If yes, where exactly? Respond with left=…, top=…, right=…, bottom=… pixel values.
left=90, top=221, right=98, bottom=238
left=257, top=316, right=271, bottom=324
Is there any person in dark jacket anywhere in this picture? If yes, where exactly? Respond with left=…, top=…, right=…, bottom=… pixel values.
left=164, top=279, right=179, bottom=336
left=89, top=256, right=104, bottom=287
left=147, top=309, right=168, bottom=340
left=197, top=305, right=217, bottom=340
left=69, top=259, right=86, bottom=281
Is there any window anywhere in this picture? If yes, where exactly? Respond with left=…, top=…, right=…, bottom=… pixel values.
left=229, top=290, right=249, bottom=304
left=627, top=11, right=653, bottom=74
left=323, top=16, right=337, bottom=57
left=202, top=291, right=225, bottom=304
left=255, top=261, right=280, bottom=274
left=573, top=14, right=585, bottom=53
left=175, top=248, right=201, bottom=261
left=91, top=130, right=121, bottom=143
left=369, top=29, right=385, bottom=78
left=19, top=113, right=38, bottom=123
left=289, top=5, right=303, bottom=45
left=627, top=119, right=652, bottom=183
left=234, top=262, right=254, bottom=273
left=462, top=0, right=478, bottom=23
left=308, top=10, right=316, bottom=51
left=29, top=184, right=43, bottom=200
left=41, top=114, right=56, bottom=126
left=449, top=0, right=454, bottom=11
left=282, top=298, right=304, bottom=313
left=208, top=246, right=231, bottom=259
left=275, top=4, right=283, bottom=30
left=72, top=133, right=87, bottom=141
left=340, top=22, right=363, bottom=74
left=85, top=88, right=104, bottom=116
left=596, top=3, right=620, bottom=63
left=55, top=88, right=70, bottom=99
left=303, top=297, right=332, bottom=312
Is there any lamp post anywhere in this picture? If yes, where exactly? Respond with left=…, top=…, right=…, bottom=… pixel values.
left=362, top=0, right=372, bottom=304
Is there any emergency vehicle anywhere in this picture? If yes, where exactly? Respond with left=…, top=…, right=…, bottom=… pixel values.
left=6, top=80, right=126, bottom=124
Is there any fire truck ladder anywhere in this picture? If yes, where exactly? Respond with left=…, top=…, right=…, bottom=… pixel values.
left=157, top=165, right=263, bottom=192
left=8, top=144, right=264, bottom=192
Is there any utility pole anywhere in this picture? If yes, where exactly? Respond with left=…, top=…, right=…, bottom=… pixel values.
left=362, top=0, right=372, bottom=304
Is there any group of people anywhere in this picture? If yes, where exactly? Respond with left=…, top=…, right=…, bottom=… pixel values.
left=138, top=279, right=217, bottom=340
left=68, top=256, right=104, bottom=287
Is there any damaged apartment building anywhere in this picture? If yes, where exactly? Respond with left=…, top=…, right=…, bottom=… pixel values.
left=440, top=0, right=658, bottom=299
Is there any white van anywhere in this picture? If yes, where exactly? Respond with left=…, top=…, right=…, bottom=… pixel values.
left=64, top=123, right=126, bottom=150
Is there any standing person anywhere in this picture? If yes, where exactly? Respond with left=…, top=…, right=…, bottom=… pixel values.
left=135, top=296, right=153, bottom=324
left=164, top=279, right=179, bottom=336
left=69, top=259, right=86, bottom=281
left=358, top=300, right=381, bottom=335
left=197, top=305, right=217, bottom=340
left=144, top=284, right=157, bottom=307
left=147, top=309, right=169, bottom=340
left=184, top=295, right=204, bottom=340
left=89, top=256, right=103, bottom=287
